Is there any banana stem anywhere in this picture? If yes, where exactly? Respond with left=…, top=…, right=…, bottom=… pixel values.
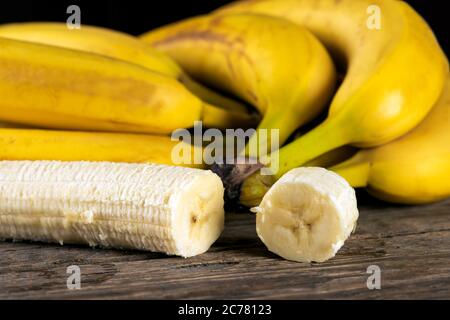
left=329, top=155, right=370, bottom=188
left=180, top=75, right=250, bottom=114
left=269, top=115, right=351, bottom=179
left=243, top=108, right=304, bottom=158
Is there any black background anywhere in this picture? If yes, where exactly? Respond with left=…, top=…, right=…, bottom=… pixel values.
left=0, top=0, right=447, bottom=55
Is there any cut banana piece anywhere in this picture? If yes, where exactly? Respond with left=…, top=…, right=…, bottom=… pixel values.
left=253, top=167, right=358, bottom=263
left=0, top=161, right=225, bottom=257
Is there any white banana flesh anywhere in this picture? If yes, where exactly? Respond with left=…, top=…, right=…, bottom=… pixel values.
left=0, top=161, right=225, bottom=257
left=253, top=167, right=358, bottom=263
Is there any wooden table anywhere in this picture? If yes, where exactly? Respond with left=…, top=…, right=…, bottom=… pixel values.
left=1, top=193, right=449, bottom=299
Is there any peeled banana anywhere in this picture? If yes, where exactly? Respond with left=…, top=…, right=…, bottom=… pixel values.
left=141, top=13, right=336, bottom=154
left=331, top=79, right=450, bottom=204
left=253, top=167, right=358, bottom=263
left=217, top=0, right=448, bottom=204
left=0, top=128, right=203, bottom=167
left=0, top=161, right=224, bottom=257
left=0, top=22, right=252, bottom=117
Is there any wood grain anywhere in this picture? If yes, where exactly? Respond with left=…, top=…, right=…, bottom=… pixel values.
left=0, top=193, right=449, bottom=299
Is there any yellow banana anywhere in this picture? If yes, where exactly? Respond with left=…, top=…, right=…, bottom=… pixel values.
left=0, top=37, right=253, bottom=133
left=0, top=22, right=252, bottom=117
left=331, top=79, right=450, bottom=204
left=141, top=13, right=336, bottom=154
left=0, top=128, right=202, bottom=168
left=216, top=0, right=448, bottom=204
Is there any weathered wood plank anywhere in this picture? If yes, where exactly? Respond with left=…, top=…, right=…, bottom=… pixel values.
left=0, top=195, right=449, bottom=299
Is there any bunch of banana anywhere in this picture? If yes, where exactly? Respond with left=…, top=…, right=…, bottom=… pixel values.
left=0, top=22, right=258, bottom=172
left=141, top=13, right=336, bottom=154
left=210, top=0, right=448, bottom=205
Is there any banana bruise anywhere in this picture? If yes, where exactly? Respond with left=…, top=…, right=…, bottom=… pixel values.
left=331, top=78, right=450, bottom=204
left=141, top=13, right=336, bottom=154
left=0, top=22, right=254, bottom=121
left=253, top=167, right=358, bottom=263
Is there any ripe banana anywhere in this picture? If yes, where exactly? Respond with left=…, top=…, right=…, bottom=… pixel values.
left=253, top=167, right=358, bottom=263
left=216, top=0, right=448, bottom=204
left=0, top=37, right=255, bottom=133
left=0, top=37, right=198, bottom=133
left=0, top=22, right=253, bottom=118
left=0, top=128, right=203, bottom=168
left=0, top=161, right=224, bottom=257
left=331, top=79, right=450, bottom=204
left=141, top=13, right=336, bottom=154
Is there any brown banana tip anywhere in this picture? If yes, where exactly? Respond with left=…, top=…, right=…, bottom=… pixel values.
left=211, top=157, right=263, bottom=207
